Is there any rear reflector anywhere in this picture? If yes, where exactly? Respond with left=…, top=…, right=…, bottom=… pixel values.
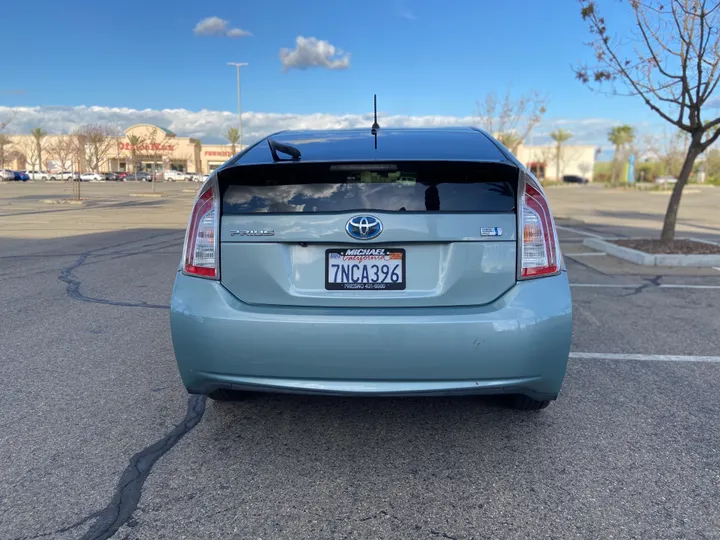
left=183, top=184, right=219, bottom=279
left=520, top=180, right=560, bottom=278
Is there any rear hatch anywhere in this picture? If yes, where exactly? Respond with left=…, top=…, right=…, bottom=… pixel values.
left=218, top=161, right=518, bottom=308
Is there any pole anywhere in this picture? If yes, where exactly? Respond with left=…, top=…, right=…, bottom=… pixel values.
left=236, top=65, right=242, bottom=149
left=228, top=62, right=248, bottom=151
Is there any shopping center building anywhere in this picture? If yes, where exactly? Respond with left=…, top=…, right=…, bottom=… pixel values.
left=3, top=123, right=244, bottom=175
left=3, top=123, right=597, bottom=181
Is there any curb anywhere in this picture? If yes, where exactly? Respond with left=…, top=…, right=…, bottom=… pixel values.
left=42, top=199, right=86, bottom=205
left=583, top=238, right=720, bottom=267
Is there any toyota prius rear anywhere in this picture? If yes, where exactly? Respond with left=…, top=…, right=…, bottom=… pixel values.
left=170, top=128, right=572, bottom=410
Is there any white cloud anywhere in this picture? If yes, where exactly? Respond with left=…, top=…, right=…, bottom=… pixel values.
left=0, top=104, right=662, bottom=153
left=193, top=16, right=251, bottom=38
left=280, top=36, right=350, bottom=71
left=396, top=0, right=417, bottom=20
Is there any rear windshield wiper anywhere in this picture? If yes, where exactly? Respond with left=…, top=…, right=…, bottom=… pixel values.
left=267, top=139, right=302, bottom=162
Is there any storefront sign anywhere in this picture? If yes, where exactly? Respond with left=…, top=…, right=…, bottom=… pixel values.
left=204, top=151, right=233, bottom=157
left=118, top=142, right=175, bottom=152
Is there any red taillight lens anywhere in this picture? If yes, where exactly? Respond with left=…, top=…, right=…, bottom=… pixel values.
left=183, top=185, right=218, bottom=279
left=520, top=180, right=560, bottom=278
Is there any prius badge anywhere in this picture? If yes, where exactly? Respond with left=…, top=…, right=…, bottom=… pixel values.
left=230, top=230, right=275, bottom=236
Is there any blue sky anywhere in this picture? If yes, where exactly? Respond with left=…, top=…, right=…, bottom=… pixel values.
left=1, top=0, right=663, bottom=151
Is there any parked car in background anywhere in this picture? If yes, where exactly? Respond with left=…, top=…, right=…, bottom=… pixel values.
left=14, top=171, right=30, bottom=182
left=27, top=170, right=50, bottom=180
left=114, top=172, right=129, bottom=181
left=170, top=127, right=573, bottom=410
left=200, top=174, right=210, bottom=183
left=164, top=170, right=188, bottom=182
left=58, top=171, right=81, bottom=181
left=1, top=169, right=16, bottom=181
left=80, top=172, right=105, bottom=182
left=654, top=176, right=678, bottom=185
left=124, top=172, right=153, bottom=182
left=562, top=175, right=589, bottom=184
left=104, top=172, right=120, bottom=181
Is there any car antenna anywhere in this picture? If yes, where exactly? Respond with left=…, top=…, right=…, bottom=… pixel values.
left=371, top=94, right=379, bottom=149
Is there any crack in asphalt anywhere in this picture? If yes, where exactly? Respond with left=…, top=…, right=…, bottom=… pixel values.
left=59, top=253, right=171, bottom=309
left=56, top=233, right=184, bottom=310
left=619, top=275, right=664, bottom=297
left=30, top=231, right=207, bottom=539
left=77, top=395, right=207, bottom=540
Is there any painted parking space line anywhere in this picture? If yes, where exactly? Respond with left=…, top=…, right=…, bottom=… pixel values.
left=563, top=252, right=607, bottom=257
left=555, top=225, right=622, bottom=240
left=570, top=283, right=642, bottom=288
left=658, top=284, right=720, bottom=289
left=571, top=283, right=720, bottom=290
left=570, top=352, right=720, bottom=363
left=556, top=225, right=603, bottom=238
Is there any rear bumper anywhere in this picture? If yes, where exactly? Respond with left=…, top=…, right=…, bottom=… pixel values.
left=170, top=272, right=572, bottom=399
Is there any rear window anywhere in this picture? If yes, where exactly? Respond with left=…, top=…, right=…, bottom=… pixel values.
left=220, top=162, right=517, bottom=214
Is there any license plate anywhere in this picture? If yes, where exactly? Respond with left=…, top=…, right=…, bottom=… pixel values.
left=325, top=248, right=406, bottom=290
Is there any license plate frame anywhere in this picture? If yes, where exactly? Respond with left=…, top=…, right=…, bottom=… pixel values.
left=325, top=248, right=406, bottom=291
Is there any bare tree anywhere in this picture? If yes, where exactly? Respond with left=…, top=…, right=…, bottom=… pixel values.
left=476, top=88, right=548, bottom=154
left=644, top=129, right=690, bottom=178
left=0, top=111, right=15, bottom=134
left=0, top=134, right=13, bottom=169
left=73, top=125, right=117, bottom=172
left=143, top=128, right=177, bottom=192
left=17, top=137, right=40, bottom=170
left=578, top=162, right=592, bottom=178
left=46, top=136, right=76, bottom=176
left=576, top=0, right=720, bottom=241
left=550, top=129, right=574, bottom=181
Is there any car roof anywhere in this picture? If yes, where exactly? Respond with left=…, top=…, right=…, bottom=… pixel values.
left=229, top=127, right=517, bottom=167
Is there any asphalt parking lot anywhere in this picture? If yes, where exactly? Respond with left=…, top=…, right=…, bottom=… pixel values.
left=1, top=182, right=719, bottom=539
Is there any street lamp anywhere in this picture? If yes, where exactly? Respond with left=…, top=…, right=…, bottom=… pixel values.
left=227, top=62, right=248, bottom=149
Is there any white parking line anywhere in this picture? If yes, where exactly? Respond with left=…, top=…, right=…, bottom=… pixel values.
left=570, top=283, right=641, bottom=288
left=571, top=283, right=720, bottom=290
left=556, top=225, right=605, bottom=238
left=658, top=284, right=720, bottom=290
left=563, top=252, right=607, bottom=257
left=570, top=352, right=720, bottom=363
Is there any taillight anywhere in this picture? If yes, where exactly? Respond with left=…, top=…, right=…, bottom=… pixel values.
left=519, top=178, right=561, bottom=278
left=183, top=182, right=219, bottom=279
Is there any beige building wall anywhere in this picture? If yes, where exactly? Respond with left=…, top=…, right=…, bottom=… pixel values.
left=3, top=123, right=245, bottom=175
left=516, top=144, right=597, bottom=182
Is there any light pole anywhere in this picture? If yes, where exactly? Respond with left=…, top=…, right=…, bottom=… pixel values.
left=227, top=62, right=248, bottom=150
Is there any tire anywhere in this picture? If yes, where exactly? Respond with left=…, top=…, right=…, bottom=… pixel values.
left=207, top=389, right=245, bottom=401
left=508, top=395, right=552, bottom=411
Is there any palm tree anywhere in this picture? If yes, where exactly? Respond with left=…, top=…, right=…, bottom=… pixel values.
left=224, top=127, right=240, bottom=155
left=127, top=135, right=142, bottom=172
left=189, top=138, right=202, bottom=175
left=608, top=125, right=635, bottom=183
left=550, top=129, right=573, bottom=181
left=30, top=127, right=48, bottom=171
